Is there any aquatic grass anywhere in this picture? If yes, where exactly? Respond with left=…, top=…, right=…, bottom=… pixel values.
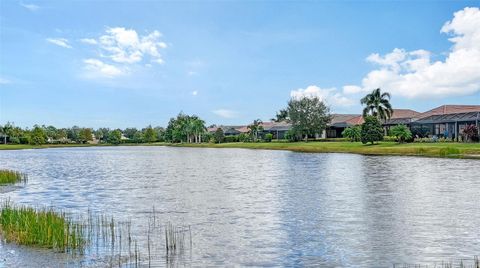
left=0, top=201, right=84, bottom=252
left=165, top=222, right=190, bottom=255
left=0, top=199, right=193, bottom=266
left=0, top=169, right=27, bottom=184
left=393, top=256, right=479, bottom=268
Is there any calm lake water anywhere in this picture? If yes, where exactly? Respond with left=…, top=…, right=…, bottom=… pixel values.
left=0, top=146, right=479, bottom=267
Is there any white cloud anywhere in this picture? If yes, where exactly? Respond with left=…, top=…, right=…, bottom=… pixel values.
left=46, top=38, right=72, bottom=48
left=290, top=85, right=355, bottom=107
left=95, top=27, right=167, bottom=64
left=192, top=90, right=198, bottom=96
left=83, top=59, right=124, bottom=78
left=342, top=85, right=364, bottom=95
left=80, top=38, right=98, bottom=45
left=213, top=109, right=239, bottom=119
left=0, top=77, right=11, bottom=85
left=79, top=27, right=167, bottom=81
left=358, top=7, right=480, bottom=98
left=20, top=3, right=39, bottom=11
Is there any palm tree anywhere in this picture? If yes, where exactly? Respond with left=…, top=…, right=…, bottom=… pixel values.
left=248, top=119, right=263, bottom=141
left=192, top=117, right=206, bottom=143
left=360, top=88, right=393, bottom=121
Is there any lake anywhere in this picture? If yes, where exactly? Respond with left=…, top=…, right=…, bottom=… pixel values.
left=0, top=146, right=479, bottom=267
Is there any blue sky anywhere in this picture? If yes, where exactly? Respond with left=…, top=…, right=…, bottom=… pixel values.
left=1, top=1, right=479, bottom=128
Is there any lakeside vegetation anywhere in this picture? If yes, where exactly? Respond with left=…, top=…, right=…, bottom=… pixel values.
left=0, top=170, right=27, bottom=184
left=0, top=201, right=84, bottom=252
left=0, top=198, right=191, bottom=265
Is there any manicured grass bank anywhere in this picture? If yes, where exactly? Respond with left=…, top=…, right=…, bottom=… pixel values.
left=168, top=141, right=480, bottom=159
left=0, top=143, right=105, bottom=150
left=1, top=142, right=480, bottom=158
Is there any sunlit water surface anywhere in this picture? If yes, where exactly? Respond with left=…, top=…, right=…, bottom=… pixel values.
left=0, top=146, right=479, bottom=267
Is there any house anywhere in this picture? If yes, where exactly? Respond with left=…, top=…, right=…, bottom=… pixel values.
left=206, top=104, right=480, bottom=141
left=410, top=105, right=480, bottom=140
left=261, top=121, right=292, bottom=139
left=326, top=109, right=422, bottom=138
left=207, top=126, right=244, bottom=136
left=325, top=114, right=362, bottom=138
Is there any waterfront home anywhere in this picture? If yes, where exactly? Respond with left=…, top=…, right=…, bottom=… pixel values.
left=325, top=105, right=480, bottom=140
left=261, top=121, right=292, bottom=139
left=207, top=104, right=479, bottom=141
left=326, top=114, right=363, bottom=138
left=410, top=105, right=480, bottom=140
left=207, top=126, right=245, bottom=136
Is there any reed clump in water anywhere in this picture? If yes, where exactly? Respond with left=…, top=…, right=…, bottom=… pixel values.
left=394, top=256, right=479, bottom=268
left=165, top=222, right=191, bottom=255
left=0, top=169, right=27, bottom=184
left=0, top=201, right=84, bottom=253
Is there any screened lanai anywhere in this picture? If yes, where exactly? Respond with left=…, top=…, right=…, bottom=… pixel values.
left=411, top=111, right=480, bottom=140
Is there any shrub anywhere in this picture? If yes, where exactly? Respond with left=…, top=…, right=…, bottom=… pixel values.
left=361, top=116, right=383, bottom=144
left=382, top=136, right=397, bottom=142
left=284, top=129, right=298, bottom=142
left=238, top=133, right=250, bottom=142
left=389, top=124, right=412, bottom=143
left=342, top=126, right=361, bottom=142
left=462, top=124, right=478, bottom=142
left=214, top=128, right=225, bottom=143
left=264, top=133, right=273, bottom=142
left=224, top=135, right=239, bottom=143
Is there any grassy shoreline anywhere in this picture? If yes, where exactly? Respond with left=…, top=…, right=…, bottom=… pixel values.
left=1, top=141, right=480, bottom=159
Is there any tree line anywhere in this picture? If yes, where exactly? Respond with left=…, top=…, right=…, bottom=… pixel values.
left=0, top=123, right=166, bottom=145
left=3, top=88, right=445, bottom=146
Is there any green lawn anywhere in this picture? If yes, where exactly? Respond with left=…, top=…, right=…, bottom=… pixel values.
left=168, top=141, right=480, bottom=159
left=1, top=141, right=480, bottom=159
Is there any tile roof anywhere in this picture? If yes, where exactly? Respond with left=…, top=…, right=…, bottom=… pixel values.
left=345, top=115, right=365, bottom=125
left=390, top=109, right=421, bottom=119
left=330, top=114, right=360, bottom=124
left=417, top=105, right=480, bottom=119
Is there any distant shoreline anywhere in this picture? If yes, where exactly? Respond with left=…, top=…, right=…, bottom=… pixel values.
left=1, top=141, right=480, bottom=159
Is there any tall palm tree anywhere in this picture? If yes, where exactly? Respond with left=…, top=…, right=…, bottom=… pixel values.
left=360, top=88, right=393, bottom=121
left=248, top=119, right=263, bottom=142
left=192, top=117, right=206, bottom=143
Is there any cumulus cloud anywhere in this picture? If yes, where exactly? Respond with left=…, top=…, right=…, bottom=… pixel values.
left=83, top=59, right=124, bottom=78
left=46, top=38, right=72, bottom=48
left=213, top=109, right=239, bottom=119
left=290, top=85, right=355, bottom=107
left=94, top=27, right=167, bottom=64
left=79, top=27, right=167, bottom=80
left=358, top=7, right=480, bottom=98
left=20, top=3, right=39, bottom=11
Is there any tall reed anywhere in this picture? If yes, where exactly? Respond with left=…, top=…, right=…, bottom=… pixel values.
left=0, top=169, right=27, bottom=184
left=0, top=201, right=84, bottom=253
